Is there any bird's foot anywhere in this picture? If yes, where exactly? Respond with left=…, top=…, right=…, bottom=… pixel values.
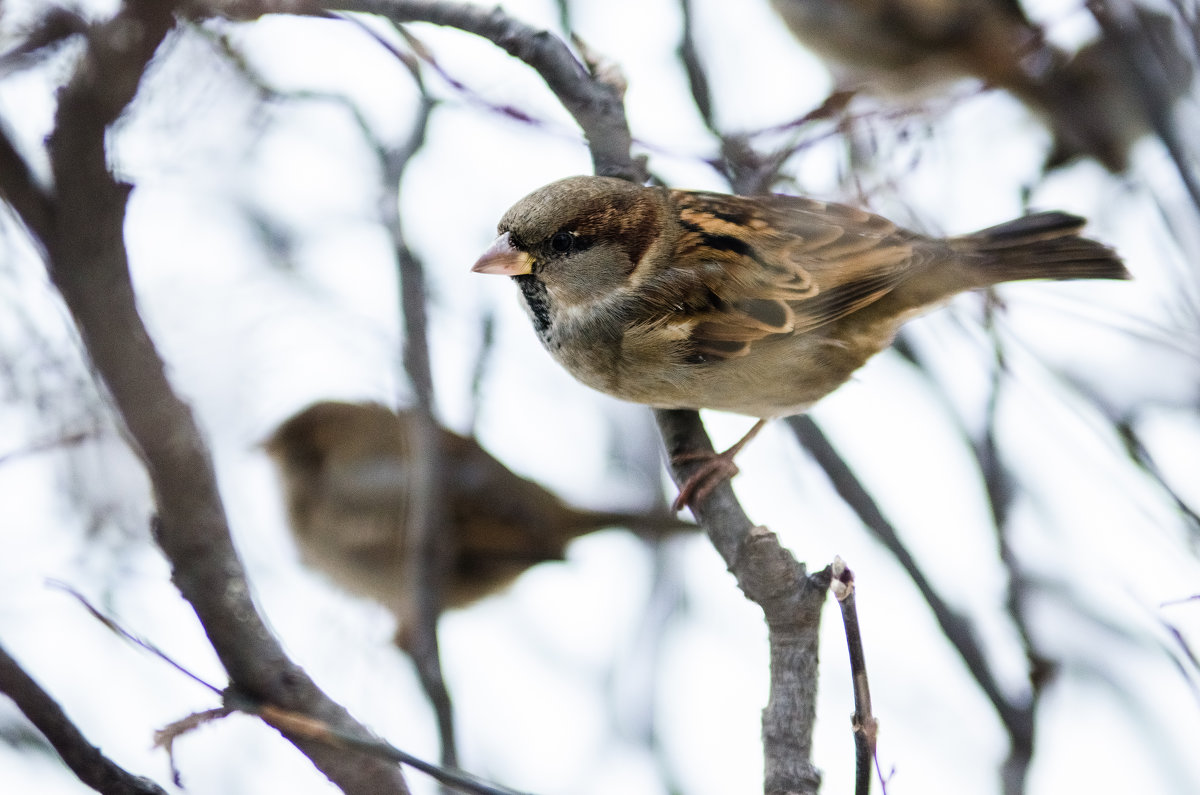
left=670, top=419, right=767, bottom=512
left=671, top=451, right=741, bottom=511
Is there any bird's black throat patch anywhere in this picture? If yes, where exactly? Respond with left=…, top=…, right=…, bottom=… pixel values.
left=514, top=274, right=552, bottom=336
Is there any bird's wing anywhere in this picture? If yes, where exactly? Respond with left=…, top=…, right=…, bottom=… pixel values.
left=657, top=190, right=920, bottom=360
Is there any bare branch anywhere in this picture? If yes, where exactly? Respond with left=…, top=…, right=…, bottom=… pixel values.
left=0, top=641, right=169, bottom=795
left=1115, top=419, right=1200, bottom=545
left=785, top=415, right=1036, bottom=780
left=50, top=581, right=223, bottom=695
left=27, top=2, right=411, bottom=792
left=0, top=122, right=54, bottom=253
left=383, top=83, right=460, bottom=768
left=188, top=1, right=642, bottom=183
left=0, top=5, right=88, bottom=77
left=676, top=0, right=714, bottom=132
left=55, top=584, right=524, bottom=795
left=235, top=699, right=534, bottom=795
left=254, top=0, right=647, bottom=181
left=976, top=335, right=1040, bottom=795
left=830, top=559, right=879, bottom=795
left=657, top=409, right=828, bottom=795
left=465, top=312, right=495, bottom=435
left=153, top=698, right=533, bottom=795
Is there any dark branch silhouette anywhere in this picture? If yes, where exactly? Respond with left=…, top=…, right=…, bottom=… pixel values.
left=0, top=641, right=168, bottom=795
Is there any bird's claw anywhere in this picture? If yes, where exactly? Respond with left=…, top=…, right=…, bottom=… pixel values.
left=671, top=450, right=741, bottom=512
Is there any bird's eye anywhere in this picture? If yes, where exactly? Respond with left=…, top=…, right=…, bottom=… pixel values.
left=550, top=231, right=574, bottom=254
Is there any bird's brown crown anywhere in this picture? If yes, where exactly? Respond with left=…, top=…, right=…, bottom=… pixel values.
left=498, top=176, right=664, bottom=273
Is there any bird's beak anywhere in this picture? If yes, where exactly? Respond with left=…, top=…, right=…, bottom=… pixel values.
left=471, top=232, right=533, bottom=276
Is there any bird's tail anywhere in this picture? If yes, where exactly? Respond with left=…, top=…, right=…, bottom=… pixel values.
left=955, top=212, right=1129, bottom=285
left=565, top=509, right=696, bottom=539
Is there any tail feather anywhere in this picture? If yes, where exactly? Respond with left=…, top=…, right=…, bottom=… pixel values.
left=956, top=211, right=1129, bottom=284
left=564, top=509, right=695, bottom=539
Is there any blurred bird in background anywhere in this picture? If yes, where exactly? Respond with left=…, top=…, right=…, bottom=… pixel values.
left=264, top=401, right=692, bottom=643
left=768, top=0, right=1194, bottom=172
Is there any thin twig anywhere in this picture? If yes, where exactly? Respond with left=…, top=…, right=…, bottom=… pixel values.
left=785, top=416, right=1036, bottom=771
left=830, top=559, right=880, bottom=795
left=0, top=5, right=88, bottom=77
left=673, top=0, right=809, bottom=196
left=153, top=707, right=234, bottom=787
left=55, top=582, right=527, bottom=795
left=387, top=90, right=461, bottom=769
left=48, top=581, right=223, bottom=695
left=243, top=699, right=534, bottom=795
left=337, top=22, right=463, bottom=767
left=1114, top=419, right=1200, bottom=545
left=676, top=0, right=714, bottom=132
left=0, top=430, right=95, bottom=467
left=326, top=0, right=645, bottom=181
left=152, top=698, right=533, bottom=795
left=978, top=318, right=1040, bottom=795
left=551, top=0, right=571, bottom=35
left=386, top=20, right=565, bottom=130
left=465, top=311, right=495, bottom=436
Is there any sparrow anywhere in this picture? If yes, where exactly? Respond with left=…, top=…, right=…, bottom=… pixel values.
left=768, top=0, right=1037, bottom=97
left=472, top=175, right=1128, bottom=507
left=1040, top=5, right=1194, bottom=171
left=767, top=0, right=1193, bottom=172
left=264, top=401, right=692, bottom=643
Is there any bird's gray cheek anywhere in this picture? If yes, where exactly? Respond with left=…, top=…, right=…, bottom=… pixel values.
left=566, top=253, right=635, bottom=301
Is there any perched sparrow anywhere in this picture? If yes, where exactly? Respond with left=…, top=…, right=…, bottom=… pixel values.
left=472, top=176, right=1128, bottom=506
left=768, top=0, right=1192, bottom=171
left=1040, top=5, right=1194, bottom=171
left=768, top=0, right=1037, bottom=96
left=265, top=401, right=691, bottom=641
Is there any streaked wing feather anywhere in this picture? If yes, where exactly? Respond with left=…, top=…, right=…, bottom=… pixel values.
left=666, top=191, right=918, bottom=360
left=791, top=270, right=903, bottom=332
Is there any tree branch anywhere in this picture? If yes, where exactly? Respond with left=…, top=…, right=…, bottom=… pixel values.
left=383, top=81, right=460, bottom=770
left=786, top=414, right=1039, bottom=792
left=347, top=0, right=644, bottom=180
left=0, top=641, right=168, bottom=795
left=830, top=560, right=879, bottom=795
left=657, top=410, right=828, bottom=795
left=976, top=335, right=1039, bottom=795
left=0, top=122, right=54, bottom=252
left=197, top=0, right=645, bottom=181
left=17, top=2, right=411, bottom=792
